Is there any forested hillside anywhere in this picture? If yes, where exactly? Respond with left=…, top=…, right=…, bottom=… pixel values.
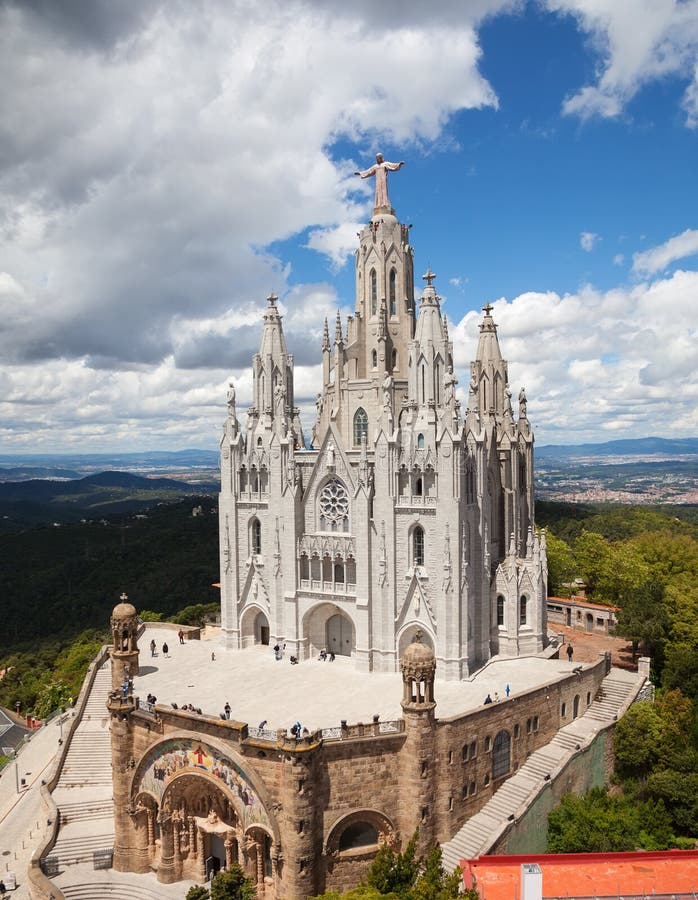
left=537, top=502, right=698, bottom=693
left=538, top=502, right=698, bottom=852
left=1, top=497, right=219, bottom=648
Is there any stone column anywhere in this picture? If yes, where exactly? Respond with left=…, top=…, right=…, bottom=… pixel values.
left=158, top=820, right=176, bottom=883
left=197, top=826, right=207, bottom=882
left=398, top=634, right=438, bottom=853
left=277, top=737, right=321, bottom=897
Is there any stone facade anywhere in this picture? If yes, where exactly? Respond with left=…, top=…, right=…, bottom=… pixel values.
left=219, top=182, right=547, bottom=681
left=108, top=618, right=608, bottom=897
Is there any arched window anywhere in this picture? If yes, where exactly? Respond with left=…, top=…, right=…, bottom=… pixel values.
left=389, top=268, right=397, bottom=316
left=420, top=364, right=426, bottom=403
left=519, top=595, right=528, bottom=626
left=413, top=526, right=425, bottom=567
left=417, top=433, right=425, bottom=449
left=415, top=477, right=423, bottom=497
left=492, top=730, right=511, bottom=779
left=573, top=694, right=580, bottom=719
left=353, top=407, right=368, bottom=446
left=251, top=518, right=262, bottom=555
left=497, top=595, right=505, bottom=627
left=319, top=479, right=349, bottom=532
left=371, top=349, right=378, bottom=369
left=370, top=269, right=377, bottom=316
left=391, top=348, right=398, bottom=370
left=339, top=821, right=378, bottom=851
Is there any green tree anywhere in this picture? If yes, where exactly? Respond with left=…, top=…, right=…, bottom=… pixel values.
left=311, top=833, right=468, bottom=899
left=366, top=833, right=419, bottom=896
left=614, top=581, right=669, bottom=660
left=209, top=865, right=256, bottom=900
left=33, top=679, right=71, bottom=718
left=186, top=886, right=210, bottom=900
left=543, top=531, right=576, bottom=596
left=409, top=846, right=461, bottom=900
left=547, top=788, right=639, bottom=853
left=613, top=701, right=666, bottom=778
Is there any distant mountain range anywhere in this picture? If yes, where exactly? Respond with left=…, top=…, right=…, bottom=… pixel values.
left=1, top=439, right=697, bottom=482
left=0, top=470, right=218, bottom=529
left=537, top=436, right=698, bottom=461
left=0, top=448, right=219, bottom=480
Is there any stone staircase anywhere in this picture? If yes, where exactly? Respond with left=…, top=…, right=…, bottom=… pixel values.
left=60, top=880, right=179, bottom=899
left=46, top=662, right=115, bottom=868
left=441, top=668, right=645, bottom=872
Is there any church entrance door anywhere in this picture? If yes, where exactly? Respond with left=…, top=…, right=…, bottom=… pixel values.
left=327, top=613, right=353, bottom=656
left=209, top=832, right=226, bottom=869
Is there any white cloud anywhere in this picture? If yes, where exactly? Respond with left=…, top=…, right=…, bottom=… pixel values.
left=613, top=253, right=624, bottom=266
left=449, top=269, right=698, bottom=443
left=0, top=1, right=504, bottom=371
left=580, top=231, right=599, bottom=252
left=632, top=228, right=698, bottom=275
left=546, top=0, right=698, bottom=125
left=306, top=223, right=363, bottom=268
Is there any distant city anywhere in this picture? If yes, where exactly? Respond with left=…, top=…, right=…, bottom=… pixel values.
left=0, top=436, right=697, bottom=506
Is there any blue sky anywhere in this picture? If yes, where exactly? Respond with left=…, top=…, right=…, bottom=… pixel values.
left=0, top=0, right=697, bottom=451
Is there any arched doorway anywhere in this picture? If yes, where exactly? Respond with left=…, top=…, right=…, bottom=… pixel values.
left=326, top=613, right=354, bottom=656
left=255, top=611, right=270, bottom=645
left=158, top=774, right=241, bottom=882
left=240, top=606, right=269, bottom=648
left=585, top=613, right=594, bottom=632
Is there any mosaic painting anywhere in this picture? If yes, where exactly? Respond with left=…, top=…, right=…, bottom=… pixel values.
left=137, top=738, right=270, bottom=830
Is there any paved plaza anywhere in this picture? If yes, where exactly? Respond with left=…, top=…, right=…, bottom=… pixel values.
left=134, top=627, right=581, bottom=732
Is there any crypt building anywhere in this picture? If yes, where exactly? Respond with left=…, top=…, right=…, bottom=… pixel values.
left=218, top=168, right=547, bottom=679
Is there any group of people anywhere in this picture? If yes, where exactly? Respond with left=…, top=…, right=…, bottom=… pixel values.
left=149, top=638, right=171, bottom=658
left=290, top=721, right=309, bottom=739
left=146, top=692, right=157, bottom=705
left=318, top=648, right=336, bottom=662
left=483, top=683, right=511, bottom=705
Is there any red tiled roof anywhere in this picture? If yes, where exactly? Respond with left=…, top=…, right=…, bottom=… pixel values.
left=461, top=850, right=698, bottom=898
left=548, top=596, right=620, bottom=612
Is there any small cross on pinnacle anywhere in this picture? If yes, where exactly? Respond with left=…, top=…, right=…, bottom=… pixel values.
left=120, top=592, right=128, bottom=602
left=267, top=292, right=278, bottom=306
left=482, top=302, right=494, bottom=315
left=422, top=268, right=436, bottom=286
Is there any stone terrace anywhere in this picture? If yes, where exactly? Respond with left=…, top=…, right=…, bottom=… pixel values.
left=133, top=627, right=591, bottom=732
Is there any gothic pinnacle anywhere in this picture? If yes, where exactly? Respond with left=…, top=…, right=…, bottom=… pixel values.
left=335, top=310, right=343, bottom=344
left=322, top=318, right=330, bottom=351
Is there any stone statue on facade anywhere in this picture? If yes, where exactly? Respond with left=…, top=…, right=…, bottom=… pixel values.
left=226, top=380, right=236, bottom=417
left=519, top=386, right=527, bottom=417
left=444, top=366, right=457, bottom=405
left=355, top=153, right=405, bottom=210
left=382, top=372, right=393, bottom=410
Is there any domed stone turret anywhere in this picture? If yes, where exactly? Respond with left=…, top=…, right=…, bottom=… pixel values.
left=110, top=592, right=140, bottom=691
left=112, top=598, right=137, bottom=620
left=400, top=631, right=436, bottom=711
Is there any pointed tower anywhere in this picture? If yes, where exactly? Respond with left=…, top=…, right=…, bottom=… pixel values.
left=313, top=188, right=416, bottom=448
left=406, top=269, right=454, bottom=435
left=219, top=292, right=304, bottom=651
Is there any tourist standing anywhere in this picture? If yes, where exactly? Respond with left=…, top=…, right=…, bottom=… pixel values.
left=162, top=642, right=169, bottom=658
left=566, top=643, right=574, bottom=662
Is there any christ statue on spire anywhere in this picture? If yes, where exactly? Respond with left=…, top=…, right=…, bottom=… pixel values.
left=355, top=153, right=405, bottom=210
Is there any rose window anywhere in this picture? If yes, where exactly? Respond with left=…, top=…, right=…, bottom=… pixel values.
left=319, top=480, right=349, bottom=532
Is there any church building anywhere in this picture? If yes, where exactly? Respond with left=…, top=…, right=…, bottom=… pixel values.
left=218, top=155, right=547, bottom=680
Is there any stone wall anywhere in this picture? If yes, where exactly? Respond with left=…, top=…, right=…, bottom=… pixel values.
left=491, top=728, right=610, bottom=855
left=433, top=658, right=606, bottom=842
left=112, top=658, right=607, bottom=897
